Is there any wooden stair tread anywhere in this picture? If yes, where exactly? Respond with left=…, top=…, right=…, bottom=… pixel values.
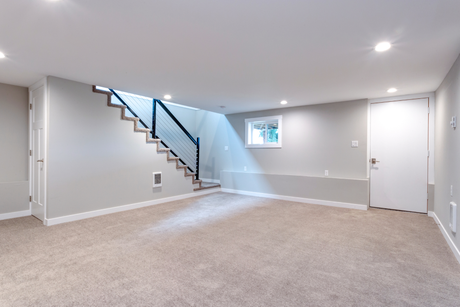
left=123, top=116, right=139, bottom=121
left=135, top=128, right=151, bottom=132
left=147, top=138, right=161, bottom=143
left=194, top=184, right=221, bottom=191
left=108, top=104, right=126, bottom=109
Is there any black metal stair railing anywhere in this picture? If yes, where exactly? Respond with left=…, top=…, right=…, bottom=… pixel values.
left=153, top=99, right=199, bottom=179
left=109, top=89, right=200, bottom=180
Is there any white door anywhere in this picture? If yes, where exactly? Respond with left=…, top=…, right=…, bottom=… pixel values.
left=30, top=82, right=47, bottom=221
left=370, top=98, right=428, bottom=213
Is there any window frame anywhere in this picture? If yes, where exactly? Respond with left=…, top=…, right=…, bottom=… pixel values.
left=245, top=115, right=282, bottom=149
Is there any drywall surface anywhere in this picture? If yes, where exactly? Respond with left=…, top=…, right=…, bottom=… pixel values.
left=221, top=171, right=369, bottom=205
left=0, top=83, right=29, bottom=214
left=198, top=99, right=368, bottom=180
left=196, top=110, right=231, bottom=180
left=435, top=54, right=460, bottom=251
left=46, top=77, right=197, bottom=219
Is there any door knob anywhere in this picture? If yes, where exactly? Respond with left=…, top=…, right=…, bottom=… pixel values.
left=37, top=159, right=44, bottom=163
left=370, top=158, right=380, bottom=164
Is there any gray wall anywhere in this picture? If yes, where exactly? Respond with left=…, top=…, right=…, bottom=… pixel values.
left=197, top=99, right=369, bottom=204
left=435, top=53, right=460, bottom=251
left=221, top=171, right=369, bottom=205
left=46, top=77, right=197, bottom=219
left=198, top=99, right=368, bottom=179
left=0, top=83, right=29, bottom=215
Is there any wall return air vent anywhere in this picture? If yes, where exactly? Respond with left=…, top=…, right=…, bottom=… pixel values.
left=153, top=172, right=162, bottom=188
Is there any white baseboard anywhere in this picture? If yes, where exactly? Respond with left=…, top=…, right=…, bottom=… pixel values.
left=221, top=188, right=368, bottom=211
left=0, top=209, right=31, bottom=221
left=45, top=188, right=220, bottom=226
left=200, top=178, right=221, bottom=184
left=429, top=211, right=460, bottom=264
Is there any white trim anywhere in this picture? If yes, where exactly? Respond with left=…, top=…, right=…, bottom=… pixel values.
left=0, top=210, right=31, bottom=221
left=199, top=178, right=221, bottom=184
left=429, top=211, right=460, bottom=264
left=44, top=188, right=220, bottom=226
left=221, top=188, right=368, bottom=211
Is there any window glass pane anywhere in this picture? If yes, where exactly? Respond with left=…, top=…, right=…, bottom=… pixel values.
left=267, top=122, right=278, bottom=143
left=252, top=123, right=265, bottom=144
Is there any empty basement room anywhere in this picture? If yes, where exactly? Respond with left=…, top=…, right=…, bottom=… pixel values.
left=1, top=1, right=460, bottom=306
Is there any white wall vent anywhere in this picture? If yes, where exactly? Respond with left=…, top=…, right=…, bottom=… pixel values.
left=153, top=172, right=162, bottom=188
left=450, top=202, right=457, bottom=233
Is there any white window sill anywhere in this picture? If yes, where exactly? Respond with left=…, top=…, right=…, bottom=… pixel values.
left=245, top=144, right=282, bottom=149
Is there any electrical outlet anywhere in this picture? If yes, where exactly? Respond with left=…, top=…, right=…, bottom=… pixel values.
left=325, top=170, right=329, bottom=176
left=351, top=140, right=358, bottom=148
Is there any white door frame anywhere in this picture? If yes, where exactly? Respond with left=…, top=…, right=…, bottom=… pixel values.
left=367, top=95, right=431, bottom=212
left=29, top=77, right=48, bottom=224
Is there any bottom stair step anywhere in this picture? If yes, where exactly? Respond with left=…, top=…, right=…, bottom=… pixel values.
left=194, top=184, right=221, bottom=191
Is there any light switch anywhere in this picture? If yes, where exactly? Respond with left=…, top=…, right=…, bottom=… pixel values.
left=351, top=140, right=359, bottom=148
left=451, top=116, right=457, bottom=129
left=224, top=146, right=228, bottom=151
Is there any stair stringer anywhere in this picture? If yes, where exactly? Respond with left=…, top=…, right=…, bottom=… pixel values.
left=92, top=86, right=210, bottom=189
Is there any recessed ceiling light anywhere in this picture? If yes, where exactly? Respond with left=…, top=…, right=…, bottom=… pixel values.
left=0, top=52, right=5, bottom=59
left=280, top=100, right=288, bottom=105
left=163, top=94, right=171, bottom=100
left=375, top=42, right=391, bottom=52
left=387, top=88, right=398, bottom=93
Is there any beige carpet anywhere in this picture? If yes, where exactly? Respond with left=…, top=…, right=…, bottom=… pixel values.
left=1, top=192, right=460, bottom=306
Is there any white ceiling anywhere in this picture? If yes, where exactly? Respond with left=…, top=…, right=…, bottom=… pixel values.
left=1, top=0, right=460, bottom=114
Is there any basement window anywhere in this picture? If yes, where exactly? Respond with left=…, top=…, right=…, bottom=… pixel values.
left=245, top=115, right=282, bottom=148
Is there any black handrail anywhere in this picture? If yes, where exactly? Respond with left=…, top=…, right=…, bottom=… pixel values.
left=154, top=99, right=197, bottom=145
left=196, top=137, right=200, bottom=180
left=110, top=89, right=151, bottom=131
left=152, top=100, right=157, bottom=138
